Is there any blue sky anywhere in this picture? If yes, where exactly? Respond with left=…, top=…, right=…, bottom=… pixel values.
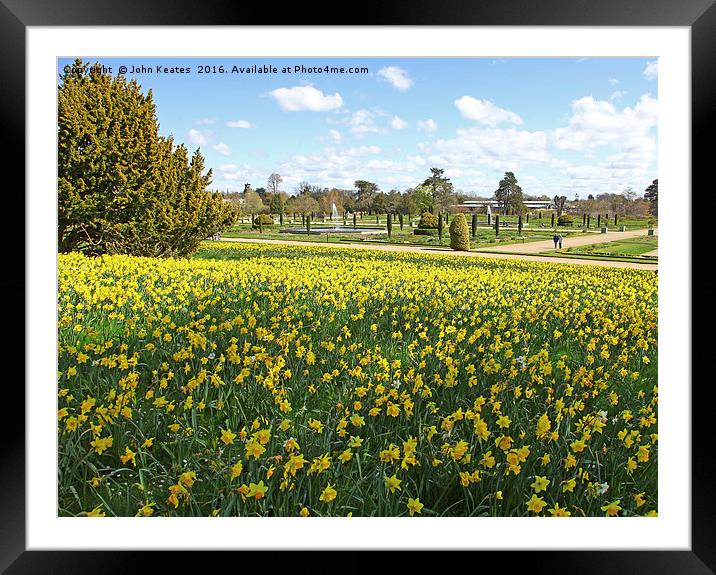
left=58, top=57, right=658, bottom=199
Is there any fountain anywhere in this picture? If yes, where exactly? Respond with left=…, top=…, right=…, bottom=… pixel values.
left=280, top=205, right=384, bottom=235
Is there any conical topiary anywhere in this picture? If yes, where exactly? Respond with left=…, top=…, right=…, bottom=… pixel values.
left=449, top=213, right=470, bottom=251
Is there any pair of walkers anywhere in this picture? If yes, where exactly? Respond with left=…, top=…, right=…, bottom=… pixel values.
left=553, top=233, right=563, bottom=249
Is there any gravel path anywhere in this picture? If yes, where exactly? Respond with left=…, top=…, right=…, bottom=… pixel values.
left=477, top=227, right=656, bottom=254
left=216, top=236, right=658, bottom=271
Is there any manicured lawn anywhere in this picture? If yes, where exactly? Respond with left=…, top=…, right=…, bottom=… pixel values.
left=562, top=236, right=658, bottom=259
left=221, top=222, right=587, bottom=249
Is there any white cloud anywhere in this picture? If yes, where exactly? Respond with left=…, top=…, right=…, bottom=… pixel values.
left=345, top=145, right=382, bottom=156
left=608, top=78, right=620, bottom=86
left=423, top=126, right=549, bottom=173
left=643, top=60, right=658, bottom=80
left=274, top=146, right=425, bottom=190
left=555, top=157, right=654, bottom=198
left=454, top=96, right=523, bottom=127
left=332, top=109, right=406, bottom=135
left=418, top=119, right=438, bottom=132
left=551, top=94, right=658, bottom=198
left=187, top=129, right=210, bottom=145
left=348, top=110, right=381, bottom=134
left=552, top=94, right=657, bottom=154
left=195, top=118, right=216, bottom=125
left=218, top=157, right=436, bottom=193
left=217, top=163, right=263, bottom=183
left=328, top=129, right=343, bottom=143
left=390, top=116, right=408, bottom=130
left=377, top=66, right=414, bottom=91
left=269, top=85, right=343, bottom=112
left=610, top=90, right=627, bottom=101
left=227, top=120, right=255, bottom=128
left=213, top=142, right=231, bottom=156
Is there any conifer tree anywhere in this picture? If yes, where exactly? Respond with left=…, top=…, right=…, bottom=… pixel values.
left=58, top=59, right=235, bottom=256
left=494, top=172, right=526, bottom=215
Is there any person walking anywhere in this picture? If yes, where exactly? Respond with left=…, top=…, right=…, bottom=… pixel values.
left=558, top=234, right=563, bottom=249
left=553, top=233, right=559, bottom=249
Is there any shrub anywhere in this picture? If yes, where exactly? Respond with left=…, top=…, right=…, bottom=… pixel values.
left=449, top=213, right=470, bottom=251
left=252, top=214, right=275, bottom=228
left=413, top=228, right=438, bottom=236
left=557, top=215, right=574, bottom=227
left=418, top=212, right=439, bottom=229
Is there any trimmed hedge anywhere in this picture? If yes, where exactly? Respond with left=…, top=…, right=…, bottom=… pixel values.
left=557, top=215, right=574, bottom=227
left=413, top=228, right=438, bottom=236
left=252, top=214, right=275, bottom=228
left=418, top=212, right=439, bottom=229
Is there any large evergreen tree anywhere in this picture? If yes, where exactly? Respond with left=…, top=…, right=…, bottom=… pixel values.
left=494, top=172, right=526, bottom=214
left=58, top=59, right=235, bottom=257
left=644, top=179, right=658, bottom=216
left=422, top=168, right=455, bottom=214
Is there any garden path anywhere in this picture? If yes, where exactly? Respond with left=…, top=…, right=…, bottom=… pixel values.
left=217, top=236, right=658, bottom=271
left=477, top=227, right=656, bottom=254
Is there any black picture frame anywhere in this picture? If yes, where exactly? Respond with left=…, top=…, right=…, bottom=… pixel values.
left=6, top=0, right=707, bottom=572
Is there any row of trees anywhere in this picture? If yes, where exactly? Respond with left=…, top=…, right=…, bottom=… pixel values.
left=488, top=175, right=657, bottom=218
left=571, top=180, right=658, bottom=218
left=222, top=169, right=554, bottom=220
left=221, top=171, right=657, bottom=220
left=221, top=168, right=462, bottom=220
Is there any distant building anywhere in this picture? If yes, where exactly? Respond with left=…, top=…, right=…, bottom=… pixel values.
left=455, top=199, right=553, bottom=212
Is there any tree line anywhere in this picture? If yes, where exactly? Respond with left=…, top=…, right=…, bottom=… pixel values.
left=221, top=169, right=554, bottom=220
left=220, top=171, right=657, bottom=220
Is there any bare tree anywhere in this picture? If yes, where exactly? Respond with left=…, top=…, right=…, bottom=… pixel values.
left=267, top=173, right=282, bottom=196
left=553, top=195, right=567, bottom=217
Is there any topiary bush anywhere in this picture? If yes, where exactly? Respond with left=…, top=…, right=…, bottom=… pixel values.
left=413, top=228, right=438, bottom=236
left=557, top=215, right=574, bottom=227
left=252, top=214, right=275, bottom=228
left=450, top=214, right=470, bottom=252
left=449, top=213, right=470, bottom=251
left=418, top=212, right=439, bottom=229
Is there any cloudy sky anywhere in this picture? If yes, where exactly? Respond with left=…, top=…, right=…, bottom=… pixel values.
left=58, top=57, right=658, bottom=198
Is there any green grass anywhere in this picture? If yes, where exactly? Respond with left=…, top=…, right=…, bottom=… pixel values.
left=562, top=236, right=658, bottom=259
left=221, top=222, right=588, bottom=250
left=473, top=248, right=657, bottom=265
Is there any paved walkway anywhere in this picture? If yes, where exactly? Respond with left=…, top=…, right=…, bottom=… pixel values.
left=216, top=236, right=658, bottom=271
left=478, top=227, right=656, bottom=254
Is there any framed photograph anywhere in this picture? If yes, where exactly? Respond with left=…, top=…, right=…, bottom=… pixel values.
left=8, top=0, right=708, bottom=572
